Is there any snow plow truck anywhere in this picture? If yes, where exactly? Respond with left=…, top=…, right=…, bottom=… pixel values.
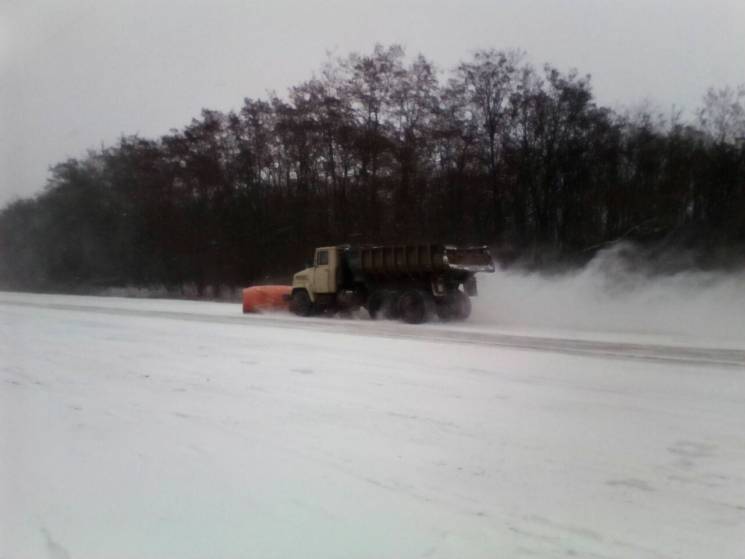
left=289, top=244, right=495, bottom=324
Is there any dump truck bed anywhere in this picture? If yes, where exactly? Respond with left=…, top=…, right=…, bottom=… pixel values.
left=343, top=244, right=495, bottom=277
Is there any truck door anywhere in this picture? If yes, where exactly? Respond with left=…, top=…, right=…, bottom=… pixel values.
left=313, top=248, right=332, bottom=293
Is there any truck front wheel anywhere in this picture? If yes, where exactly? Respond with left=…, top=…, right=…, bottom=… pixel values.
left=289, top=290, right=313, bottom=317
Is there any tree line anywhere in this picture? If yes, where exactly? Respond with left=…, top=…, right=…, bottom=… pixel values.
left=1, top=45, right=744, bottom=293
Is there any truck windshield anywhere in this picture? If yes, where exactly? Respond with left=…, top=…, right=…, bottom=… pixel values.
left=317, top=250, right=328, bottom=265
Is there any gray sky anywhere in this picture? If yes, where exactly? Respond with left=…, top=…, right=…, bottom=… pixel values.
left=1, top=0, right=744, bottom=206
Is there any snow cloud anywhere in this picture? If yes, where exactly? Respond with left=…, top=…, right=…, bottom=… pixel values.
left=475, top=244, right=745, bottom=343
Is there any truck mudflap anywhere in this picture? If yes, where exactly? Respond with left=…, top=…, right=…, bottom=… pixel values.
left=463, top=275, right=478, bottom=296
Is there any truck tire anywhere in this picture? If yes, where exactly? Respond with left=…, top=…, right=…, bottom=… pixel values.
left=397, top=289, right=434, bottom=324
left=367, top=290, right=397, bottom=320
left=289, top=289, right=313, bottom=317
left=437, top=291, right=471, bottom=321
left=435, top=298, right=454, bottom=321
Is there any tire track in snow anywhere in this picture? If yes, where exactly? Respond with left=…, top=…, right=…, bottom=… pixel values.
left=2, top=299, right=744, bottom=368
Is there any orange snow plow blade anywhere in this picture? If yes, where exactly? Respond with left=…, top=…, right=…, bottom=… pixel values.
left=242, top=285, right=292, bottom=314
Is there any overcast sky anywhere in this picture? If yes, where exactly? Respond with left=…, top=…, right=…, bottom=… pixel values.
left=1, top=0, right=744, bottom=206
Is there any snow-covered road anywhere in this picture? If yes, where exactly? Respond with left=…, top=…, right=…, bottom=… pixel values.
left=1, top=293, right=744, bottom=558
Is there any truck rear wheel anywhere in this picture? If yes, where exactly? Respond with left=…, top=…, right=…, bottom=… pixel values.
left=397, top=289, right=434, bottom=324
left=451, top=291, right=472, bottom=320
left=289, top=289, right=313, bottom=317
left=436, top=291, right=471, bottom=321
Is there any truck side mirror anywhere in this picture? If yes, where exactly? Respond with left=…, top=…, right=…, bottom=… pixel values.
left=306, top=259, right=313, bottom=269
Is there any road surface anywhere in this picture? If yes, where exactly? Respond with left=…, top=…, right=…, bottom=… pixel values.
left=1, top=292, right=744, bottom=558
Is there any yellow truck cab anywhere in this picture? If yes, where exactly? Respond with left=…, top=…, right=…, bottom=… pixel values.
left=291, top=246, right=339, bottom=301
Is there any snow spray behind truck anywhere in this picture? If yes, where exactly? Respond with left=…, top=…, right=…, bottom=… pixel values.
left=290, top=244, right=495, bottom=323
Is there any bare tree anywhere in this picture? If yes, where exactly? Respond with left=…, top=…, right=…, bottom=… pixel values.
left=698, top=85, right=745, bottom=144
left=453, top=49, right=523, bottom=235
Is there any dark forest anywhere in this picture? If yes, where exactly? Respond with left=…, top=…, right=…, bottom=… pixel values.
left=2, top=45, right=744, bottom=294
